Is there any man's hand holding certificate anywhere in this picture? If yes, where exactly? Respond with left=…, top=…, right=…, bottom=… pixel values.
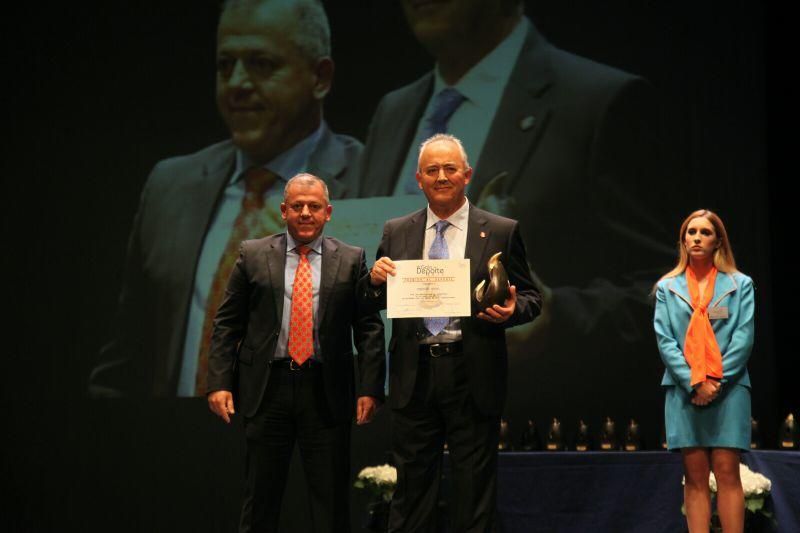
left=385, top=259, right=471, bottom=319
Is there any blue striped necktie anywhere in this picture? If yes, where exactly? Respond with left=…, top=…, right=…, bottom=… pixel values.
left=424, top=220, right=451, bottom=336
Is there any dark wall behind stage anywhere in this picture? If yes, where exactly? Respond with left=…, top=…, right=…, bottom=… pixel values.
left=4, top=1, right=793, bottom=531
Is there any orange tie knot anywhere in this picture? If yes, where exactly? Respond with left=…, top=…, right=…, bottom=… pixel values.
left=243, top=167, right=277, bottom=208
left=297, top=244, right=311, bottom=257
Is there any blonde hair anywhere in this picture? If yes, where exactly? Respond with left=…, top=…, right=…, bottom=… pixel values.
left=658, top=209, right=739, bottom=284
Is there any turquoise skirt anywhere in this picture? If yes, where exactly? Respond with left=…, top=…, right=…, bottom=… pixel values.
left=664, top=382, right=751, bottom=451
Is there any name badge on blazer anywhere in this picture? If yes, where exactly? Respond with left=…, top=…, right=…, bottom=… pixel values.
left=708, top=307, right=729, bottom=320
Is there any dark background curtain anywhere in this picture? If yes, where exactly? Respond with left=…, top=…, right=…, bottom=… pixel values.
left=4, top=1, right=792, bottom=531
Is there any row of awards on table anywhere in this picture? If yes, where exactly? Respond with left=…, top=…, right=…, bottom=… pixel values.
left=491, top=413, right=800, bottom=452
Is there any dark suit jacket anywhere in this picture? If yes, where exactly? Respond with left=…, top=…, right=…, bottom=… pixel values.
left=357, top=21, right=678, bottom=423
left=361, top=205, right=540, bottom=415
left=207, top=234, right=385, bottom=421
left=90, top=125, right=363, bottom=397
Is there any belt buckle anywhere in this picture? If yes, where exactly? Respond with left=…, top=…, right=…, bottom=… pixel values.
left=289, top=359, right=301, bottom=371
left=429, top=344, right=444, bottom=358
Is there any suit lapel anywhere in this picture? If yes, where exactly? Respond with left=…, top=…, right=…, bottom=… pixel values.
left=400, top=209, right=427, bottom=335
left=265, top=234, right=287, bottom=320
left=712, top=272, right=737, bottom=307
left=317, top=237, right=341, bottom=328
left=469, top=24, right=555, bottom=202
left=404, top=208, right=428, bottom=259
left=171, top=142, right=236, bottom=368
left=670, top=271, right=738, bottom=312
left=466, top=207, right=491, bottom=282
left=158, top=142, right=236, bottom=390
left=365, top=75, right=434, bottom=197
left=182, top=143, right=237, bottom=270
left=668, top=273, right=692, bottom=310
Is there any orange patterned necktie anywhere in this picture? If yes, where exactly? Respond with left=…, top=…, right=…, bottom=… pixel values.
left=288, top=245, right=314, bottom=365
left=195, top=167, right=277, bottom=395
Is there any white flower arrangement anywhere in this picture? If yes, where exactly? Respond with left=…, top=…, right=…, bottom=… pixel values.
left=354, top=464, right=397, bottom=502
left=682, top=463, right=773, bottom=515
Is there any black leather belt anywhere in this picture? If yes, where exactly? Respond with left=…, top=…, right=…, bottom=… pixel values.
left=419, top=341, right=463, bottom=358
left=269, top=358, right=320, bottom=371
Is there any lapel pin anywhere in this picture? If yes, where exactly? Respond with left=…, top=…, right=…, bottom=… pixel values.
left=519, top=115, right=536, bottom=131
left=480, top=231, right=487, bottom=238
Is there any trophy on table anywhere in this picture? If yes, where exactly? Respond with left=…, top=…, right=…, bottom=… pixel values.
left=498, top=419, right=512, bottom=451
left=779, top=413, right=798, bottom=450
left=750, top=417, right=762, bottom=450
left=623, top=419, right=642, bottom=451
left=599, top=417, right=618, bottom=451
left=519, top=420, right=541, bottom=451
left=546, top=418, right=565, bottom=451
left=574, top=420, right=590, bottom=451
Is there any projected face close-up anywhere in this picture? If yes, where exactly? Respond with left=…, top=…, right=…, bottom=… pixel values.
left=401, top=0, right=514, bottom=52
left=215, top=1, right=328, bottom=164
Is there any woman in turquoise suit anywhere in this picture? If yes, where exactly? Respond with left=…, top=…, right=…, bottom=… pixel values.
left=654, top=209, right=754, bottom=533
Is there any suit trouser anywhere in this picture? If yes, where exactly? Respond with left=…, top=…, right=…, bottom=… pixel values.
left=389, top=349, right=500, bottom=533
left=239, top=363, right=350, bottom=533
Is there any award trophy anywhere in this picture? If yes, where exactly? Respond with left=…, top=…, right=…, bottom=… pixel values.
left=498, top=419, right=512, bottom=451
left=623, top=419, right=641, bottom=451
left=574, top=420, right=590, bottom=451
left=519, top=420, right=541, bottom=451
left=474, top=252, right=510, bottom=307
left=779, top=413, right=799, bottom=450
left=546, top=418, right=565, bottom=451
left=750, top=417, right=762, bottom=450
left=599, top=417, right=618, bottom=451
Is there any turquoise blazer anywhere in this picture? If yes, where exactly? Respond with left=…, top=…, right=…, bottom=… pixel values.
left=654, top=271, right=755, bottom=394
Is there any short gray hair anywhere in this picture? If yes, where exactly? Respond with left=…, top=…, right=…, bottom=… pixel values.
left=417, top=133, right=471, bottom=171
left=221, top=0, right=331, bottom=62
left=284, top=173, right=330, bottom=203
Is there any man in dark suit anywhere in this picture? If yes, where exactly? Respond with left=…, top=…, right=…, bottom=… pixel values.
left=363, top=134, right=541, bottom=531
left=90, top=0, right=363, bottom=397
left=207, top=173, right=385, bottom=533
left=358, top=0, right=675, bottom=437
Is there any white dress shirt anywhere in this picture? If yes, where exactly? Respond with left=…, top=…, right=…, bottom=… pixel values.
left=420, top=198, right=470, bottom=344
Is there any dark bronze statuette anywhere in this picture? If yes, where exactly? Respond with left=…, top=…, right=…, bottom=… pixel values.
left=750, top=417, right=762, bottom=449
left=574, top=420, right=590, bottom=451
left=520, top=419, right=541, bottom=451
left=546, top=417, right=565, bottom=451
left=599, top=417, right=618, bottom=451
left=498, top=419, right=512, bottom=451
left=779, top=413, right=798, bottom=450
left=624, top=419, right=641, bottom=451
left=473, top=252, right=511, bottom=308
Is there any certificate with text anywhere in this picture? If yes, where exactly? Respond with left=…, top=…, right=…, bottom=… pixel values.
left=387, top=259, right=471, bottom=319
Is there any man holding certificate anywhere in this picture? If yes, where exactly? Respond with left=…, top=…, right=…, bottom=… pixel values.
left=364, top=134, right=541, bottom=531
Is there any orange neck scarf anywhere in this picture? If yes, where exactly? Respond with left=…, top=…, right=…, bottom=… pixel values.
left=684, top=265, right=723, bottom=386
